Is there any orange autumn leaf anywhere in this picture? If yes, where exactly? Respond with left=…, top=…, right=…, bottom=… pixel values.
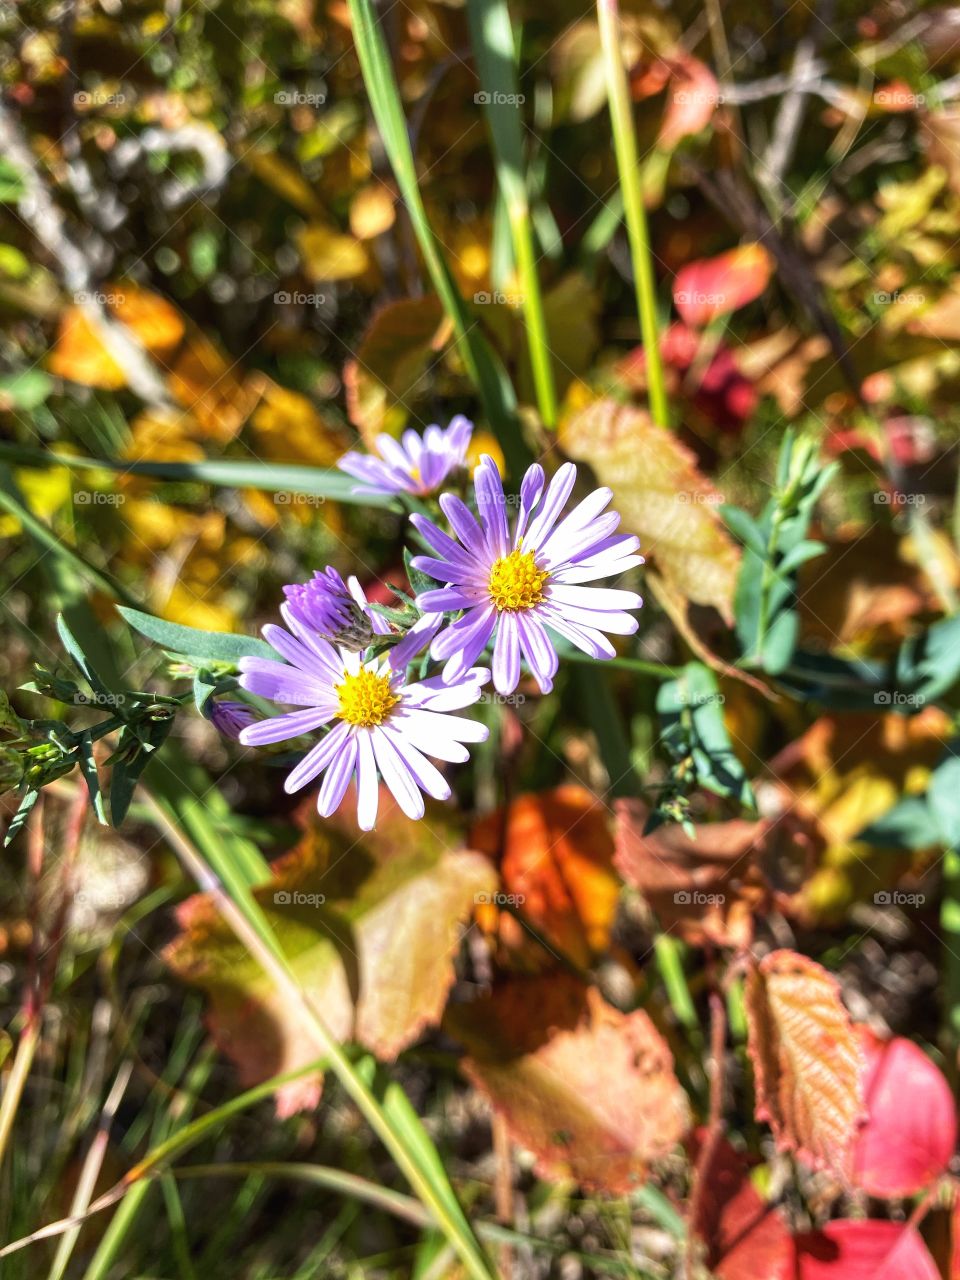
left=166, top=332, right=258, bottom=442
left=449, top=975, right=690, bottom=1194
left=470, top=786, right=620, bottom=967
left=674, top=244, right=774, bottom=328
left=48, top=308, right=125, bottom=389
left=107, top=284, right=184, bottom=354
left=49, top=282, right=185, bottom=389
left=744, top=949, right=866, bottom=1178
left=344, top=297, right=447, bottom=443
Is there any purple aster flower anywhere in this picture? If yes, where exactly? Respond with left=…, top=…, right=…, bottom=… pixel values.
left=237, top=604, right=488, bottom=830
left=208, top=700, right=258, bottom=740
left=338, top=415, right=473, bottom=498
left=410, top=457, right=644, bottom=696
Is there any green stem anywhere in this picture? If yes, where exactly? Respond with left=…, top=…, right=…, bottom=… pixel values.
left=468, top=0, right=558, bottom=429
left=596, top=0, right=669, bottom=427
left=942, top=845, right=960, bottom=1075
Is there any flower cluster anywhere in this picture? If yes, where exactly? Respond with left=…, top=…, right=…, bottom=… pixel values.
left=237, top=417, right=643, bottom=830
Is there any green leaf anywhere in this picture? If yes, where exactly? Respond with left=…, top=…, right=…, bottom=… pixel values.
left=0, top=443, right=396, bottom=508
left=4, top=788, right=38, bottom=847
left=467, top=0, right=557, bottom=428
left=657, top=663, right=755, bottom=811
left=77, top=735, right=108, bottom=824
left=0, top=156, right=26, bottom=202
left=730, top=433, right=834, bottom=676
left=56, top=614, right=116, bottom=705
left=930, top=755, right=960, bottom=848
left=895, top=613, right=960, bottom=704
left=193, top=668, right=220, bottom=715
left=118, top=606, right=275, bottom=663
left=0, top=369, right=53, bottom=410
left=858, top=795, right=941, bottom=850
left=720, top=504, right=765, bottom=556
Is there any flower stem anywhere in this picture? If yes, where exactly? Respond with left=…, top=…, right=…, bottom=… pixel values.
left=597, top=0, right=669, bottom=427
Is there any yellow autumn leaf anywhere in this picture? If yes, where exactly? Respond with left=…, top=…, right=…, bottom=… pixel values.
left=298, top=223, right=369, bottom=281
left=559, top=393, right=740, bottom=621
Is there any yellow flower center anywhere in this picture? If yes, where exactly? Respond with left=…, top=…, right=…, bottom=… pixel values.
left=336, top=668, right=399, bottom=728
left=488, top=548, right=549, bottom=612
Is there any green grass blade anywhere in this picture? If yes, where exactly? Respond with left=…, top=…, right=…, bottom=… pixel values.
left=0, top=443, right=394, bottom=507
left=345, top=0, right=527, bottom=475
left=596, top=0, right=669, bottom=427
left=467, top=0, right=557, bottom=429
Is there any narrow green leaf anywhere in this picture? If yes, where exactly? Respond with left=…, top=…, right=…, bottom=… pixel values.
left=118, top=607, right=274, bottom=664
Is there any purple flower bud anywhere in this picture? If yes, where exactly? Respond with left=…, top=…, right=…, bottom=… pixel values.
left=283, top=568, right=375, bottom=651
left=209, top=700, right=258, bottom=740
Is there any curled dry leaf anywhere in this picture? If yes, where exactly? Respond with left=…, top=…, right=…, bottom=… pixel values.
left=850, top=1027, right=956, bottom=1197
left=470, top=785, right=620, bottom=968
left=687, top=1130, right=792, bottom=1280
left=613, top=798, right=803, bottom=949
left=744, top=949, right=866, bottom=1178
left=784, top=1220, right=940, bottom=1280
left=165, top=791, right=495, bottom=1115
left=448, top=974, right=690, bottom=1194
left=559, top=394, right=740, bottom=622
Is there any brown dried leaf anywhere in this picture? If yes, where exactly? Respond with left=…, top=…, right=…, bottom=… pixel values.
left=614, top=798, right=777, bottom=948
left=449, top=975, right=690, bottom=1194
left=744, top=949, right=866, bottom=1177
left=559, top=395, right=740, bottom=621
left=166, top=794, right=495, bottom=1114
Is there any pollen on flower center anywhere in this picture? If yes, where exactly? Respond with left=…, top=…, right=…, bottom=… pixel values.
left=336, top=668, right=399, bottom=728
left=488, top=548, right=549, bottom=612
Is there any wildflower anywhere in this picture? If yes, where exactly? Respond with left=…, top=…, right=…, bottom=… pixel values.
left=208, top=700, right=258, bottom=741
left=237, top=615, right=488, bottom=830
left=338, top=415, right=473, bottom=498
left=410, top=457, right=643, bottom=695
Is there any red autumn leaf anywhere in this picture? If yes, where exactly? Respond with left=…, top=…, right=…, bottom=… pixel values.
left=631, top=53, right=721, bottom=149
left=448, top=975, right=690, bottom=1194
left=850, top=1028, right=956, bottom=1198
left=659, top=53, right=722, bottom=148
left=744, top=950, right=866, bottom=1177
left=688, top=1131, right=792, bottom=1280
left=674, top=245, right=774, bottom=327
left=784, top=1221, right=940, bottom=1280
left=470, top=786, right=621, bottom=968
left=618, top=323, right=758, bottom=435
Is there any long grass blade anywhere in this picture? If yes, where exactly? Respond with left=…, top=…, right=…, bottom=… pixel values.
left=345, top=0, right=527, bottom=475
left=596, top=0, right=669, bottom=427
left=467, top=0, right=558, bottom=429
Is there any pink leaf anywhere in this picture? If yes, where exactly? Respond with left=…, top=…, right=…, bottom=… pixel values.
left=851, top=1028, right=956, bottom=1198
left=785, top=1221, right=940, bottom=1280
